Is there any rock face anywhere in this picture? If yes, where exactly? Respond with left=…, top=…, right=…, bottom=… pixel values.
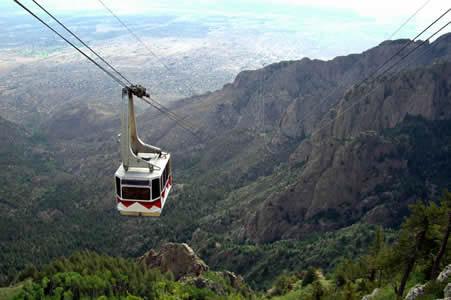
left=143, top=33, right=451, bottom=244
left=181, top=276, right=225, bottom=295
left=180, top=271, right=246, bottom=296
left=137, top=243, right=208, bottom=280
left=242, top=61, right=451, bottom=242
left=444, top=283, right=451, bottom=298
left=438, top=264, right=451, bottom=282
left=223, top=270, right=245, bottom=289
left=362, top=288, right=381, bottom=300
left=404, top=265, right=451, bottom=300
left=405, top=284, right=425, bottom=300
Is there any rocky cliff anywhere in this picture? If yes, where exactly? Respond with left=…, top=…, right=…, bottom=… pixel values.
left=242, top=61, right=451, bottom=242
left=136, top=242, right=247, bottom=295
left=137, top=243, right=208, bottom=280
left=137, top=33, right=451, bottom=245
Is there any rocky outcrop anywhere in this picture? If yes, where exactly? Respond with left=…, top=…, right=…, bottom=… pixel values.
left=241, top=61, right=451, bottom=243
left=181, top=276, right=226, bottom=295
left=438, top=265, right=451, bottom=282
left=181, top=270, right=246, bottom=296
left=137, top=243, right=208, bottom=280
left=444, top=283, right=451, bottom=298
left=404, top=265, right=451, bottom=300
left=222, top=270, right=245, bottom=289
left=362, top=288, right=381, bottom=300
left=405, top=284, right=425, bottom=300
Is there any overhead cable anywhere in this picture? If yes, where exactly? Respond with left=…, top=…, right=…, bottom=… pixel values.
left=387, top=0, right=433, bottom=40
left=31, top=0, right=133, bottom=86
left=356, top=8, right=450, bottom=88
left=309, top=20, right=450, bottom=140
left=95, top=0, right=199, bottom=131
left=96, top=0, right=199, bottom=97
left=13, top=0, right=128, bottom=88
left=96, top=0, right=164, bottom=67
left=142, top=96, right=198, bottom=135
left=280, top=2, right=444, bottom=138
left=15, top=0, right=198, bottom=136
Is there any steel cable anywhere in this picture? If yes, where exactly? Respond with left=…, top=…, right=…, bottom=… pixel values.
left=96, top=0, right=200, bottom=97
left=278, top=4, right=446, bottom=140
left=309, top=21, right=450, bottom=140
left=15, top=0, right=199, bottom=136
left=14, top=0, right=128, bottom=88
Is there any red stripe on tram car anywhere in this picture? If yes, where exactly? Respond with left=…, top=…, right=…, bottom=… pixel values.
left=117, top=198, right=161, bottom=209
left=118, top=199, right=135, bottom=207
left=141, top=199, right=161, bottom=209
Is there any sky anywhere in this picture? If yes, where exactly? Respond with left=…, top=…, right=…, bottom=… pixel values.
left=4, top=0, right=449, bottom=36
left=4, top=0, right=449, bottom=28
left=2, top=0, right=450, bottom=59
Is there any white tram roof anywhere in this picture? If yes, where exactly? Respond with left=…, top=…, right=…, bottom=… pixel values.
left=115, top=152, right=170, bottom=179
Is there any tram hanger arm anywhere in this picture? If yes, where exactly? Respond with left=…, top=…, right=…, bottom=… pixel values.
left=129, top=85, right=149, bottom=98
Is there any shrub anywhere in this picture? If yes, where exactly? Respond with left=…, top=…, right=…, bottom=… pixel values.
left=302, top=267, right=318, bottom=287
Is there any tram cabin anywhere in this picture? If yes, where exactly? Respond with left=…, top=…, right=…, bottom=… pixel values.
left=115, top=154, right=171, bottom=216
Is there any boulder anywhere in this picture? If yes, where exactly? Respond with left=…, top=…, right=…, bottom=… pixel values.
left=438, top=265, right=451, bottom=282
left=445, top=283, right=451, bottom=298
left=137, top=243, right=208, bottom=280
left=404, top=284, right=425, bottom=300
left=181, top=276, right=225, bottom=295
left=222, top=270, right=245, bottom=289
left=362, top=287, right=381, bottom=300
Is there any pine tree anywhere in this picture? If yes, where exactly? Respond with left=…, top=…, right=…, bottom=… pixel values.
left=312, top=280, right=325, bottom=300
left=367, top=227, right=385, bottom=282
left=303, top=266, right=318, bottom=287
left=431, top=189, right=451, bottom=279
left=341, top=281, right=360, bottom=300
left=395, top=200, right=430, bottom=297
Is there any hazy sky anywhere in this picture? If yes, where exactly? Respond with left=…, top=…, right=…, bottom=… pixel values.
left=3, top=0, right=446, bottom=17
left=3, top=0, right=450, bottom=59
left=5, top=0, right=449, bottom=33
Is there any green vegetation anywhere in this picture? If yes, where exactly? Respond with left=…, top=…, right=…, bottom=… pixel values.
left=1, top=110, right=451, bottom=296
left=267, top=190, right=451, bottom=299
left=197, top=223, right=397, bottom=289
left=0, top=280, right=31, bottom=299
left=9, top=251, right=249, bottom=299
left=383, top=115, right=451, bottom=201
left=5, top=191, right=450, bottom=299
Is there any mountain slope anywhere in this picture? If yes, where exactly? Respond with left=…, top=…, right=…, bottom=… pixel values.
left=1, top=33, right=451, bottom=289
left=242, top=62, right=451, bottom=242
left=138, top=35, right=451, bottom=244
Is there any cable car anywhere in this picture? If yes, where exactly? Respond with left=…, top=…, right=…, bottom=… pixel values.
left=115, top=86, right=172, bottom=216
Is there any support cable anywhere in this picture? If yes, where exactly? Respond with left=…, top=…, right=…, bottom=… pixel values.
left=387, top=0, right=433, bottom=40
left=13, top=0, right=128, bottom=88
left=142, top=96, right=198, bottom=135
left=355, top=8, right=450, bottom=88
left=96, top=0, right=199, bottom=97
left=288, top=6, right=449, bottom=140
left=309, top=21, right=450, bottom=140
left=14, top=0, right=199, bottom=136
left=31, top=0, right=133, bottom=86
left=95, top=0, right=199, bottom=130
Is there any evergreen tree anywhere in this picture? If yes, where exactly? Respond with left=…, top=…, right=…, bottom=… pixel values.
left=303, top=266, right=318, bottom=287
left=392, top=196, right=448, bottom=298
left=431, top=190, right=451, bottom=279
left=312, top=280, right=325, bottom=300
left=394, top=200, right=430, bottom=297
left=365, top=227, right=389, bottom=286
left=340, top=281, right=360, bottom=300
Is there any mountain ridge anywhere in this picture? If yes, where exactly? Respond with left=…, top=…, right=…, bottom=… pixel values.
left=1, top=33, right=451, bottom=289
